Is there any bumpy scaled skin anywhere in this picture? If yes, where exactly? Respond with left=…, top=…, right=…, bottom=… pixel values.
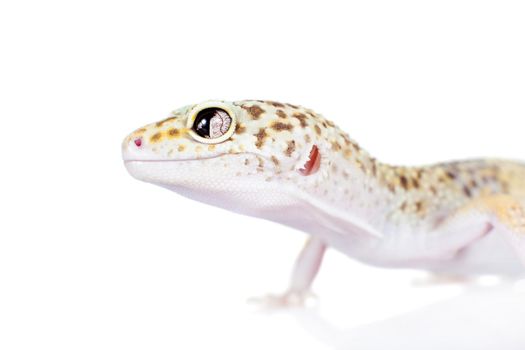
left=123, top=100, right=525, bottom=303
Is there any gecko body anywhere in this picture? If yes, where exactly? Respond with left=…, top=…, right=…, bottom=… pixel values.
left=123, top=100, right=525, bottom=301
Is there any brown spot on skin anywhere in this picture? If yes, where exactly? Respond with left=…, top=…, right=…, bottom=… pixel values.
left=167, top=128, right=180, bottom=138
left=340, top=134, right=351, bottom=146
left=276, top=109, right=287, bottom=119
left=287, top=103, right=299, bottom=109
left=156, top=116, right=176, bottom=127
left=285, top=140, right=296, bottom=157
left=343, top=148, right=352, bottom=159
left=244, top=159, right=250, bottom=166
left=235, top=123, right=246, bottom=134
left=355, top=158, right=364, bottom=171
left=412, top=178, right=420, bottom=189
left=371, top=160, right=377, bottom=177
left=322, top=121, right=328, bottom=128
left=243, top=105, right=265, bottom=119
left=267, top=101, right=285, bottom=108
left=446, top=171, right=456, bottom=180
left=178, top=144, right=185, bottom=152
left=150, top=132, right=163, bottom=143
left=331, top=141, right=342, bottom=152
left=195, top=145, right=203, bottom=153
left=255, top=128, right=268, bottom=149
left=307, top=111, right=317, bottom=118
left=304, top=134, right=311, bottom=143
left=400, top=175, right=409, bottom=190
left=271, top=122, right=293, bottom=132
left=133, top=128, right=147, bottom=135
left=415, top=201, right=425, bottom=213
left=257, top=157, right=265, bottom=172
left=208, top=145, right=216, bottom=151
left=271, top=156, right=280, bottom=166
left=463, top=185, right=472, bottom=198
left=326, top=120, right=335, bottom=127
left=292, top=113, right=308, bottom=127
left=314, top=125, right=322, bottom=136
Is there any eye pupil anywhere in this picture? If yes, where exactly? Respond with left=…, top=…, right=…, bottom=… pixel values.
left=196, top=115, right=210, bottom=136
left=193, top=108, right=232, bottom=139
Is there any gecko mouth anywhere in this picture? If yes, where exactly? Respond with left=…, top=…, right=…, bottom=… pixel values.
left=123, top=152, right=268, bottom=165
left=123, top=153, right=226, bottom=163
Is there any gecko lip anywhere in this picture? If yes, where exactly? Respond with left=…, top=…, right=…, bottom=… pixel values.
left=122, top=152, right=264, bottom=164
left=123, top=156, right=221, bottom=164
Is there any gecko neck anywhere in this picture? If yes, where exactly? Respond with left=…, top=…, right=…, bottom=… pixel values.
left=309, top=135, right=439, bottom=234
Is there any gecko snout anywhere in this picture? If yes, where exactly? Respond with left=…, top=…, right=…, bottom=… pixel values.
left=122, top=135, right=148, bottom=162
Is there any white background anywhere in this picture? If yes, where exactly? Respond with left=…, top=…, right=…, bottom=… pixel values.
left=1, top=1, right=525, bottom=349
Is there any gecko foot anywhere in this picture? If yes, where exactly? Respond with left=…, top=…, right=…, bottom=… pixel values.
left=247, top=290, right=318, bottom=309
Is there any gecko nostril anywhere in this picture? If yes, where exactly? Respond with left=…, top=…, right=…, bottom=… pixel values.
left=134, top=138, right=142, bottom=147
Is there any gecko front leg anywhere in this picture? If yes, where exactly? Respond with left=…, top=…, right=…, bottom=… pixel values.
left=288, top=236, right=327, bottom=294
left=251, top=237, right=327, bottom=308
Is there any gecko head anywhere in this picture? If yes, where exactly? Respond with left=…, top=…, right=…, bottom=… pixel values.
left=122, top=100, right=334, bottom=212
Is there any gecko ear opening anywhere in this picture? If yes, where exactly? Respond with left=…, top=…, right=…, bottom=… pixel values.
left=299, top=145, right=321, bottom=176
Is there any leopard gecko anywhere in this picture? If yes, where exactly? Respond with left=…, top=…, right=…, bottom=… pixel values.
left=122, top=100, right=525, bottom=304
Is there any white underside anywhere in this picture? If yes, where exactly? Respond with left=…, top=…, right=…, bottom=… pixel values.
left=125, top=159, right=525, bottom=277
left=272, top=192, right=524, bottom=277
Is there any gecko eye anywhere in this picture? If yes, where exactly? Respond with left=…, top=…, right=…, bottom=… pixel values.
left=187, top=102, right=237, bottom=144
left=192, top=108, right=232, bottom=139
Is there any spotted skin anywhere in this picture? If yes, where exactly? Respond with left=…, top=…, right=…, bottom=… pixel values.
left=123, top=100, right=525, bottom=301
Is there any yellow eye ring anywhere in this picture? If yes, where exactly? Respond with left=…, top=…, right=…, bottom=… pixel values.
left=186, top=101, right=237, bottom=144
